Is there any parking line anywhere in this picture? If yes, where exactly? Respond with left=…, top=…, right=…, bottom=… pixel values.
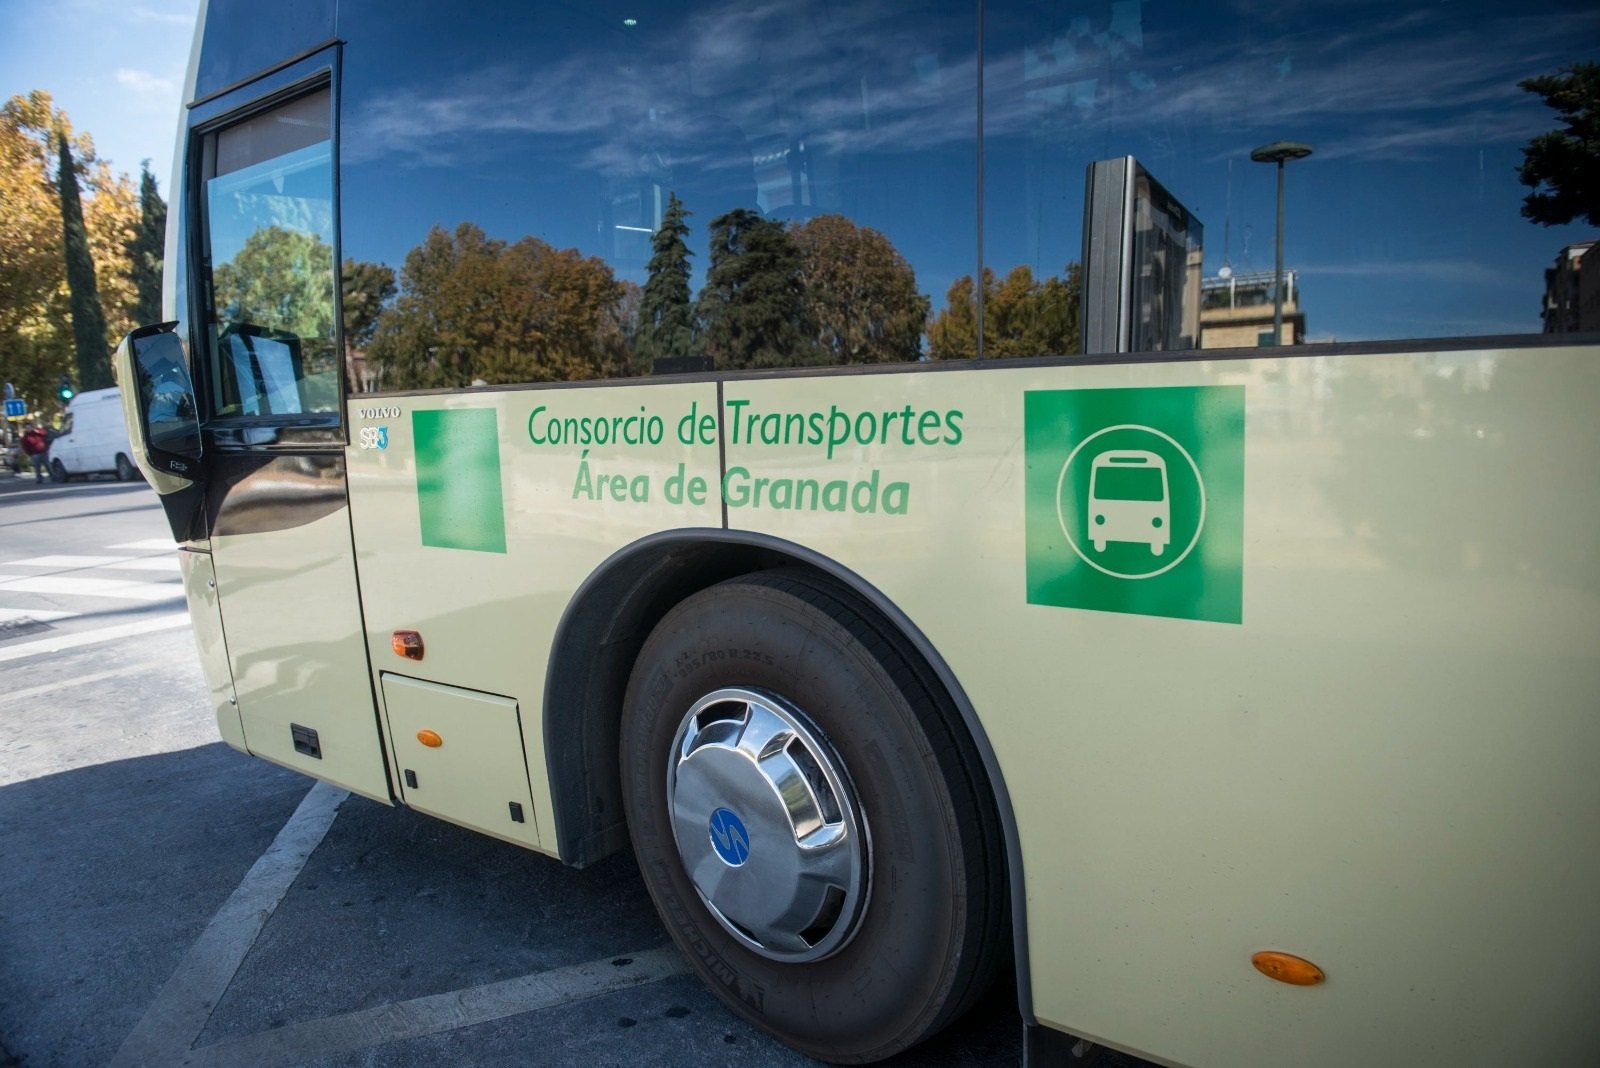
left=175, top=946, right=690, bottom=1067
left=110, top=782, right=350, bottom=1068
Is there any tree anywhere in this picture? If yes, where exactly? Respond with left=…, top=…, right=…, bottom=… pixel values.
left=635, top=192, right=694, bottom=364
left=696, top=208, right=818, bottom=370
left=212, top=226, right=337, bottom=342
left=58, top=132, right=112, bottom=390
left=367, top=222, right=629, bottom=389
left=1517, top=62, right=1600, bottom=227
left=1, top=92, right=139, bottom=413
left=341, top=258, right=396, bottom=390
left=790, top=214, right=928, bottom=364
left=928, top=263, right=1082, bottom=360
left=128, top=162, right=166, bottom=325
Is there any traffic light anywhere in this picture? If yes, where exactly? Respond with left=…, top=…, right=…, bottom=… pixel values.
left=58, top=374, right=75, bottom=402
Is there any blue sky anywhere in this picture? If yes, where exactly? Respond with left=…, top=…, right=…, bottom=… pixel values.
left=1, top=0, right=198, bottom=198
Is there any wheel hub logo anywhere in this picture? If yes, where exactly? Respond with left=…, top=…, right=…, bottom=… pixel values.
left=1026, top=386, right=1244, bottom=623
left=709, top=807, right=751, bottom=866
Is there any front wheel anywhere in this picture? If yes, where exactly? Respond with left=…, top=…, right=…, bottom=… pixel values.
left=115, top=453, right=139, bottom=482
left=48, top=458, right=68, bottom=483
left=621, top=570, right=1006, bottom=1063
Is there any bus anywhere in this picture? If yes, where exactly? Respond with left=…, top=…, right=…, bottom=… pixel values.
left=121, top=1, right=1599, bottom=1064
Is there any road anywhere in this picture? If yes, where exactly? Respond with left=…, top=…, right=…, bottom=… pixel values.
left=0, top=472, right=1126, bottom=1068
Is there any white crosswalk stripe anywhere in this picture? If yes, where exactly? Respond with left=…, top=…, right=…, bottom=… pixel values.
left=0, top=545, right=186, bottom=637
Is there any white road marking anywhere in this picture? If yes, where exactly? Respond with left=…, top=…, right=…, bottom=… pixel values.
left=0, top=608, right=75, bottom=623
left=0, top=573, right=180, bottom=601
left=110, top=782, right=351, bottom=1068
left=110, top=538, right=181, bottom=550
left=107, top=556, right=182, bottom=572
left=3, top=555, right=126, bottom=568
left=176, top=946, right=690, bottom=1067
left=0, top=613, right=190, bottom=664
left=3, top=665, right=153, bottom=701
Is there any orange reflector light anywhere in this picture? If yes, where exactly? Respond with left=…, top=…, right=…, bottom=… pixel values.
left=416, top=729, right=443, bottom=748
left=1252, top=951, right=1325, bottom=986
left=392, top=630, right=424, bottom=660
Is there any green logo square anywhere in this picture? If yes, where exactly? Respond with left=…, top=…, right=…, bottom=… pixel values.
left=1025, top=386, right=1244, bottom=623
left=414, top=407, right=507, bottom=554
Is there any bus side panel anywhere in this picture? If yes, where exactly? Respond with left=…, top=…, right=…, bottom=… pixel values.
left=343, top=383, right=724, bottom=853
left=718, top=348, right=1600, bottom=1067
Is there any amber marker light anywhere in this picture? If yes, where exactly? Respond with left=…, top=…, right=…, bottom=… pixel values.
left=392, top=630, right=424, bottom=660
left=417, top=729, right=443, bottom=748
left=1252, top=951, right=1325, bottom=986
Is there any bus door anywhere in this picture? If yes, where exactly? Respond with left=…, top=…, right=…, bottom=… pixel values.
left=182, top=66, right=392, bottom=802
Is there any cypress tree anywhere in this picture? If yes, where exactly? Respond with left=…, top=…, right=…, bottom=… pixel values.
left=57, top=132, right=111, bottom=390
left=696, top=208, right=817, bottom=370
left=129, top=161, right=166, bottom=325
left=636, top=192, right=695, bottom=362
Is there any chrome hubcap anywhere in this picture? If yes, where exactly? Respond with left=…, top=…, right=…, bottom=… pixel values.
left=667, top=687, right=868, bottom=962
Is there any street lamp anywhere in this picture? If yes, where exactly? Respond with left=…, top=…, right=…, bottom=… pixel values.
left=1250, top=140, right=1313, bottom=346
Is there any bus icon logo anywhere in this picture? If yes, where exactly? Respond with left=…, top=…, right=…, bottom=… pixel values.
left=1089, top=450, right=1170, bottom=556
left=1056, top=426, right=1206, bottom=581
left=1025, top=386, right=1243, bottom=624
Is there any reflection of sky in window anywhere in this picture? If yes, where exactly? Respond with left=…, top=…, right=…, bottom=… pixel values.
left=207, top=141, right=335, bottom=268
left=336, top=0, right=1600, bottom=344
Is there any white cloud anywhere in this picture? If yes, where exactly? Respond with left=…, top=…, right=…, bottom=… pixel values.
left=115, top=68, right=177, bottom=95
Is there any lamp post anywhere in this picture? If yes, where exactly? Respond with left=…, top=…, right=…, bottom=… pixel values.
left=1250, top=140, right=1313, bottom=346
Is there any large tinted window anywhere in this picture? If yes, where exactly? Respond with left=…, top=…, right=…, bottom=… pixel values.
left=338, top=0, right=978, bottom=389
left=984, top=0, right=1600, bottom=354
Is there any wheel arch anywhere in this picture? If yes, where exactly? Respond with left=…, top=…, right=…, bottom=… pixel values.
left=541, top=527, right=1036, bottom=1024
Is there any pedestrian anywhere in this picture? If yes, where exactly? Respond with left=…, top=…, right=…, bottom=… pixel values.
left=20, top=423, right=49, bottom=483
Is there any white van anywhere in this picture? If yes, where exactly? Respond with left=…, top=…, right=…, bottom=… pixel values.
left=47, top=387, right=141, bottom=482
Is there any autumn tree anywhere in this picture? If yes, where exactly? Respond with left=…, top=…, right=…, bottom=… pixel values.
left=1517, top=62, right=1600, bottom=227
left=0, top=92, right=139, bottom=411
left=129, top=162, right=167, bottom=325
left=635, top=192, right=694, bottom=364
left=696, top=208, right=818, bottom=370
left=367, top=222, right=629, bottom=389
left=928, top=263, right=1082, bottom=360
left=790, top=214, right=928, bottom=364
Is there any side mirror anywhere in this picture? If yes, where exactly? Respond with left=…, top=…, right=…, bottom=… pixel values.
left=116, top=322, right=204, bottom=484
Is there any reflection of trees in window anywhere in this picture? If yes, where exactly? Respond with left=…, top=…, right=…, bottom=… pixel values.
left=636, top=192, right=694, bottom=363
left=791, top=214, right=928, bottom=365
left=1517, top=62, right=1600, bottom=228
left=341, top=258, right=395, bottom=391
left=696, top=208, right=820, bottom=370
left=367, top=223, right=630, bottom=389
left=212, top=225, right=337, bottom=374
left=928, top=263, right=1082, bottom=360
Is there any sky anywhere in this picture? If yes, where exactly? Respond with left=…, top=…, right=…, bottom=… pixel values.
left=1, top=0, right=199, bottom=198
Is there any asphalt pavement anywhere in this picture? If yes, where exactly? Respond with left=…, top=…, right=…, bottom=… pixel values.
left=0, top=470, right=1068, bottom=1067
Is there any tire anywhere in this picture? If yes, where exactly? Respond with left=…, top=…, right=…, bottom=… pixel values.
left=48, top=458, right=67, bottom=483
left=115, top=453, right=139, bottom=482
left=621, top=569, right=1007, bottom=1064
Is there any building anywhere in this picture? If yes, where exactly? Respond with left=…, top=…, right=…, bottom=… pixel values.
left=1542, top=240, right=1600, bottom=334
left=1199, top=269, right=1305, bottom=348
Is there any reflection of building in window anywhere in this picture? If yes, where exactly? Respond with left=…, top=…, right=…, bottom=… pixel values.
left=1541, top=240, right=1600, bottom=334
left=1199, top=270, right=1305, bottom=348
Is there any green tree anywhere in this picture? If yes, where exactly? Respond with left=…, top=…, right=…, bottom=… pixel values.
left=928, top=263, right=1082, bottom=360
left=367, top=222, right=628, bottom=388
left=128, top=161, right=166, bottom=325
left=790, top=214, right=928, bottom=364
left=1517, top=62, right=1600, bottom=227
left=212, top=226, right=337, bottom=341
left=696, top=208, right=818, bottom=370
left=59, top=132, right=112, bottom=390
left=635, top=192, right=694, bottom=364
left=340, top=258, right=396, bottom=390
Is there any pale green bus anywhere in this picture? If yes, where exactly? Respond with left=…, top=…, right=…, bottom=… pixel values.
left=121, top=1, right=1599, bottom=1064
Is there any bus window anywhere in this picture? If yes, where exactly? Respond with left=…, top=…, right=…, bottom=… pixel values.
left=199, top=88, right=338, bottom=417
